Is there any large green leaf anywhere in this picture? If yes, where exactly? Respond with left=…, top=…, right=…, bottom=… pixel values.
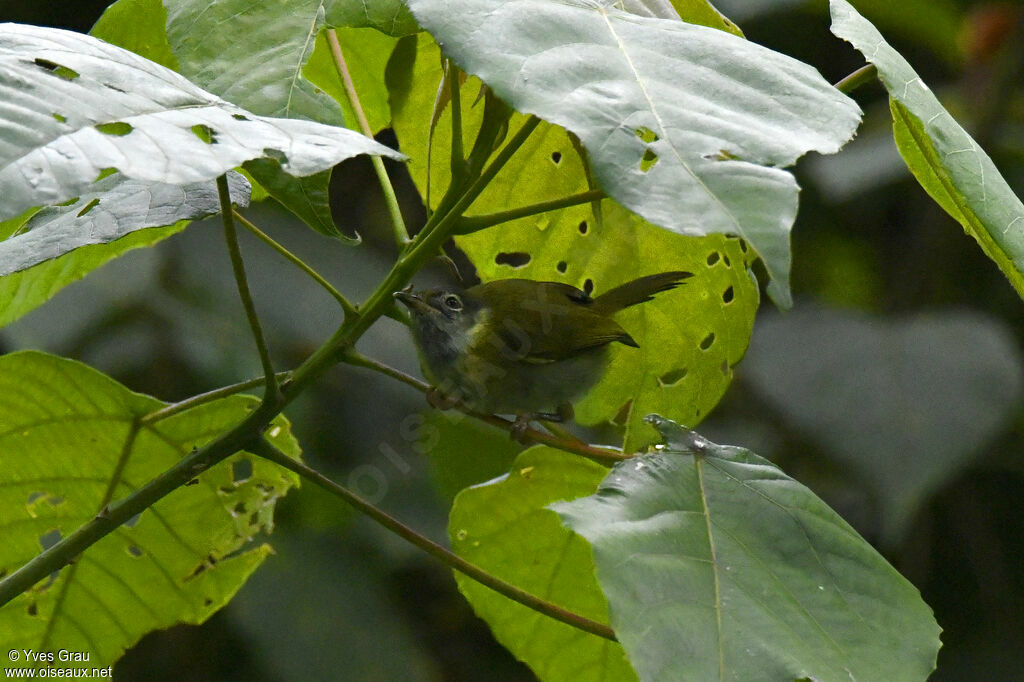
left=407, top=0, right=862, bottom=306
left=0, top=351, right=301, bottom=668
left=449, top=448, right=636, bottom=681
left=88, top=0, right=178, bottom=70
left=390, top=35, right=759, bottom=449
left=829, top=0, right=1024, bottom=301
left=0, top=23, right=401, bottom=221
left=741, top=305, right=1024, bottom=545
left=554, top=416, right=941, bottom=681
left=0, top=171, right=249, bottom=328
left=327, top=0, right=421, bottom=36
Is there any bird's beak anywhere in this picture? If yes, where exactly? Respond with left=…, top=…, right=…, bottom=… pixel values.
left=393, top=289, right=433, bottom=315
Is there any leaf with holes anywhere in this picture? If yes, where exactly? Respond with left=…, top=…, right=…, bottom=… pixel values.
left=0, top=23, right=402, bottom=226
left=829, top=0, right=1024, bottom=301
left=0, top=171, right=250, bottom=329
left=742, top=305, right=1024, bottom=545
left=0, top=351, right=301, bottom=668
left=92, top=0, right=406, bottom=239
left=553, top=416, right=941, bottom=681
left=407, top=0, right=862, bottom=306
left=472, top=203, right=758, bottom=451
left=449, top=447, right=637, bottom=681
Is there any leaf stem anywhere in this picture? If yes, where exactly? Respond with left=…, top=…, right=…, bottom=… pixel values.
left=251, top=439, right=617, bottom=642
left=448, top=61, right=467, bottom=188
left=834, top=63, right=878, bottom=94
left=325, top=28, right=409, bottom=247
left=342, top=351, right=630, bottom=464
left=232, top=209, right=356, bottom=316
left=456, top=188, right=606, bottom=234
left=139, top=371, right=293, bottom=426
left=219, top=175, right=278, bottom=401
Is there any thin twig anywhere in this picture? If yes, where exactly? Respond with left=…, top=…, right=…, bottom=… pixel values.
left=140, top=371, right=293, bottom=426
left=456, top=188, right=606, bottom=234
left=342, top=351, right=630, bottom=464
left=251, top=439, right=618, bottom=642
left=326, top=28, right=409, bottom=247
left=233, top=209, right=356, bottom=317
left=218, top=175, right=278, bottom=401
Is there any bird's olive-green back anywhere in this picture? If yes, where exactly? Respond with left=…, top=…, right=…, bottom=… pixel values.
left=465, top=279, right=632, bottom=362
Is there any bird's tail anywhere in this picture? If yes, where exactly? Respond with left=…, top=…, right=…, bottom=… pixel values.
left=592, top=271, right=693, bottom=313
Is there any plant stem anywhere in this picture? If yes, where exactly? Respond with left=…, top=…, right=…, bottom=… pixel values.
left=342, top=351, right=630, bottom=464
left=233, top=209, right=356, bottom=317
left=448, top=61, right=466, bottom=189
left=326, top=28, right=409, bottom=247
left=219, top=175, right=278, bottom=401
left=140, top=371, right=293, bottom=426
left=834, top=63, right=878, bottom=94
left=251, top=439, right=617, bottom=642
left=456, top=188, right=606, bottom=234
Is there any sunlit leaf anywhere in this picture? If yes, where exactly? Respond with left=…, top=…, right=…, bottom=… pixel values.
left=449, top=447, right=637, bottom=681
left=0, top=351, right=301, bottom=668
left=0, top=24, right=401, bottom=221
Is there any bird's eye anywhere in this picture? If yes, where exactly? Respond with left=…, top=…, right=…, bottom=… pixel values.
left=442, top=294, right=463, bottom=311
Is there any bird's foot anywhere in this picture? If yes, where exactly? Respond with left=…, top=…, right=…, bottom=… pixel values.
left=426, top=387, right=459, bottom=411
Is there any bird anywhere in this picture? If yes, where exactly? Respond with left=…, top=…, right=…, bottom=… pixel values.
left=394, top=271, right=691, bottom=439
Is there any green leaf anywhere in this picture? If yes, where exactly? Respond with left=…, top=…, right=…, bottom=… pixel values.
left=554, top=416, right=942, bottom=682
left=0, top=351, right=301, bottom=668
left=468, top=203, right=759, bottom=451
left=326, top=0, right=421, bottom=36
left=407, top=0, right=862, bottom=306
left=741, top=305, right=1024, bottom=545
left=449, top=448, right=637, bottom=681
left=420, top=410, right=522, bottom=503
left=0, top=171, right=250, bottom=327
left=89, top=0, right=178, bottom=70
left=829, top=0, right=1024, bottom=302
left=0, top=24, right=402, bottom=221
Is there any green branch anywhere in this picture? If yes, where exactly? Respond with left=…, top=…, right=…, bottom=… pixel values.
left=326, top=29, right=409, bottom=247
left=251, top=439, right=618, bottom=642
left=834, top=63, right=878, bottom=94
left=342, top=351, right=630, bottom=464
left=232, top=209, right=356, bottom=317
left=456, top=188, right=606, bottom=234
left=219, top=175, right=279, bottom=401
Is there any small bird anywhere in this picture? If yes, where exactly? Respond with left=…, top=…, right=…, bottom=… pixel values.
left=394, top=271, right=691, bottom=438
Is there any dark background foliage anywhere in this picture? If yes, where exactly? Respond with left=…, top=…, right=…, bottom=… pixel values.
left=3, top=0, right=1023, bottom=678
